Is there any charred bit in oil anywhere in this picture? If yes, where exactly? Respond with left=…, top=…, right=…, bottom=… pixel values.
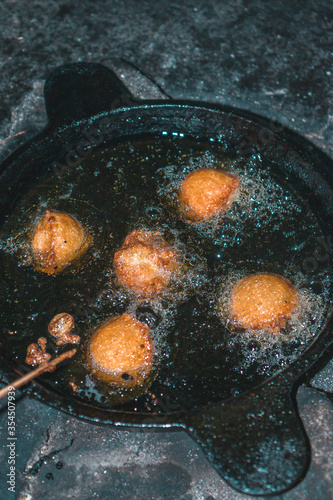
left=69, top=381, right=79, bottom=392
left=25, top=337, right=52, bottom=367
left=48, top=313, right=81, bottom=346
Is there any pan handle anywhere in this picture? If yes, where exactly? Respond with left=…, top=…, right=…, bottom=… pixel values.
left=184, top=379, right=309, bottom=496
left=44, top=62, right=137, bottom=126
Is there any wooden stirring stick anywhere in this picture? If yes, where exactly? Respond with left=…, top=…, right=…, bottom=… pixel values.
left=0, top=348, right=77, bottom=399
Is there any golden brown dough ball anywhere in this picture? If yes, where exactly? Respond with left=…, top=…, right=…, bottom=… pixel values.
left=87, top=313, right=153, bottom=388
left=31, top=210, right=89, bottom=274
left=114, top=230, right=179, bottom=297
left=179, top=168, right=239, bottom=221
left=229, top=273, right=298, bottom=332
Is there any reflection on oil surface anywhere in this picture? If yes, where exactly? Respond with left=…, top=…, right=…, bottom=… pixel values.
left=0, top=134, right=331, bottom=412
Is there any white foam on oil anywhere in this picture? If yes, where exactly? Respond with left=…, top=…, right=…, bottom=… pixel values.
left=155, top=151, right=305, bottom=248
left=154, top=148, right=332, bottom=378
left=127, top=146, right=333, bottom=383
left=105, top=227, right=208, bottom=365
left=217, top=268, right=331, bottom=374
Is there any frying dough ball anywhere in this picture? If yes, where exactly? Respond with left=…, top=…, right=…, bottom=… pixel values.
left=87, top=313, right=153, bottom=388
left=229, top=273, right=298, bottom=332
left=32, top=210, right=88, bottom=273
left=114, top=230, right=179, bottom=297
left=179, top=168, right=239, bottom=221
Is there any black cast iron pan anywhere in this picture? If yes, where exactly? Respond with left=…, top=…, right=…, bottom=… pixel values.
left=0, top=63, right=332, bottom=496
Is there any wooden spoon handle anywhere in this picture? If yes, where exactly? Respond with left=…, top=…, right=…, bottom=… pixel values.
left=0, top=349, right=77, bottom=399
